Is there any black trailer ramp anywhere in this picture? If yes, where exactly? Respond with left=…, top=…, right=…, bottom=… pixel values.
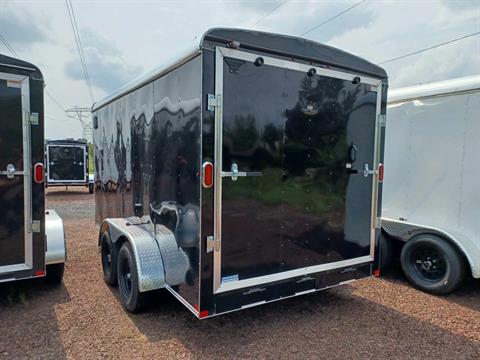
left=45, top=139, right=92, bottom=192
left=218, top=49, right=379, bottom=286
left=0, top=78, right=27, bottom=268
left=48, top=145, right=85, bottom=181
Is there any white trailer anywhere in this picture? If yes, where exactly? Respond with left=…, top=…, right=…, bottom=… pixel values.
left=382, top=75, right=480, bottom=294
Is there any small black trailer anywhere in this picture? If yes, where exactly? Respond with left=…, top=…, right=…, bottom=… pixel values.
left=92, top=28, right=387, bottom=318
left=45, top=139, right=94, bottom=193
left=0, top=54, right=66, bottom=284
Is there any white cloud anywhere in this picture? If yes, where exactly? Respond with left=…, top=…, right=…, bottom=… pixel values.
left=0, top=0, right=478, bottom=139
left=389, top=36, right=480, bottom=87
left=0, top=2, right=51, bottom=46
left=64, top=29, right=142, bottom=94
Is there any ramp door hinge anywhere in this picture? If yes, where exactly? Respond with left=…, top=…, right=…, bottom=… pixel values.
left=30, top=220, right=41, bottom=233
left=207, top=94, right=221, bottom=112
left=206, top=235, right=220, bottom=253
left=29, top=112, right=39, bottom=125
left=377, top=114, right=386, bottom=127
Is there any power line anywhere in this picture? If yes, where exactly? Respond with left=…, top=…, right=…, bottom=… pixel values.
left=65, top=0, right=94, bottom=102
left=0, top=33, right=18, bottom=56
left=65, top=0, right=95, bottom=103
left=45, top=90, right=66, bottom=111
left=251, top=0, right=288, bottom=29
left=45, top=115, right=75, bottom=122
left=65, top=107, right=93, bottom=142
left=300, top=0, right=368, bottom=37
left=377, top=31, right=480, bottom=65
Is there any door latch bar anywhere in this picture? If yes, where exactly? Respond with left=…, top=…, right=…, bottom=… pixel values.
left=363, top=164, right=378, bottom=178
left=222, top=163, right=263, bottom=181
left=0, top=164, right=24, bottom=179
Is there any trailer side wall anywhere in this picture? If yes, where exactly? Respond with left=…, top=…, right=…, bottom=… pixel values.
left=93, top=55, right=202, bottom=306
left=383, top=88, right=480, bottom=277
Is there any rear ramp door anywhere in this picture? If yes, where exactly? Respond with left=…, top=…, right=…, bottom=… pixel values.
left=48, top=145, right=86, bottom=182
left=213, top=48, right=382, bottom=293
left=0, top=73, right=34, bottom=274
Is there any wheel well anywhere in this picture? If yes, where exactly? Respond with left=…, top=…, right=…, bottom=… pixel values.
left=113, top=235, right=129, bottom=256
left=98, top=225, right=129, bottom=257
left=98, top=223, right=109, bottom=247
left=407, top=231, right=472, bottom=276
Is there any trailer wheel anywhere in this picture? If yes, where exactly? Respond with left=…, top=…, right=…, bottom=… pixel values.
left=89, top=183, right=94, bottom=194
left=45, top=263, right=65, bottom=285
left=117, top=242, right=144, bottom=313
left=400, top=234, right=466, bottom=295
left=101, top=231, right=117, bottom=286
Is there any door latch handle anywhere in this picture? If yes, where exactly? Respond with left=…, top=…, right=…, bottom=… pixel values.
left=6, top=164, right=16, bottom=179
left=222, top=163, right=263, bottom=181
left=363, top=163, right=377, bottom=178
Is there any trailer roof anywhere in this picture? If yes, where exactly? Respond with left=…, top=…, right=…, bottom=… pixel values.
left=92, top=44, right=200, bottom=112
left=202, top=28, right=387, bottom=78
left=388, top=75, right=480, bottom=104
left=0, top=53, right=43, bottom=80
left=92, top=28, right=387, bottom=112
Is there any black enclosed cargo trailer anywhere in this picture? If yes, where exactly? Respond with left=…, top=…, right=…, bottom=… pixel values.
left=92, top=28, right=388, bottom=318
left=45, top=139, right=94, bottom=193
left=0, top=54, right=66, bottom=284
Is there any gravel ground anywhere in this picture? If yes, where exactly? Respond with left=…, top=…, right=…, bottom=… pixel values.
left=0, top=188, right=479, bottom=359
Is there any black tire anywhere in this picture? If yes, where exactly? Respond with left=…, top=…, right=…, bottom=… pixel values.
left=117, top=242, right=144, bottom=313
left=89, top=183, right=94, bottom=194
left=379, top=230, right=394, bottom=271
left=400, top=234, right=466, bottom=295
left=101, top=231, right=117, bottom=286
left=45, top=263, right=65, bottom=285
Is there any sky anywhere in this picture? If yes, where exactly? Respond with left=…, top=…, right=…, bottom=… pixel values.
left=0, top=0, right=479, bottom=140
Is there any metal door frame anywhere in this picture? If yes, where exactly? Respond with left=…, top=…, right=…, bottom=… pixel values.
left=213, top=47, right=383, bottom=293
left=0, top=72, right=33, bottom=274
left=46, top=144, right=87, bottom=183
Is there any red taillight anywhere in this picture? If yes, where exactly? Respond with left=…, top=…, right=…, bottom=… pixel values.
left=35, top=269, right=45, bottom=277
left=202, top=162, right=213, bottom=188
left=378, top=163, right=384, bottom=182
left=34, top=163, right=44, bottom=183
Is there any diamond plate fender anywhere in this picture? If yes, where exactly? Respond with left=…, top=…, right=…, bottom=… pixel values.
left=45, top=209, right=66, bottom=265
left=154, top=224, right=191, bottom=286
left=102, top=217, right=191, bottom=292
left=104, top=218, right=166, bottom=292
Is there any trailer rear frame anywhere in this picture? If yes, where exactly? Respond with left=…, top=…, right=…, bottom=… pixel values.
left=0, top=54, right=66, bottom=284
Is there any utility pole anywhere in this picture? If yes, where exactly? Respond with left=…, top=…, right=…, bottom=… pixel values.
left=65, top=106, right=92, bottom=142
